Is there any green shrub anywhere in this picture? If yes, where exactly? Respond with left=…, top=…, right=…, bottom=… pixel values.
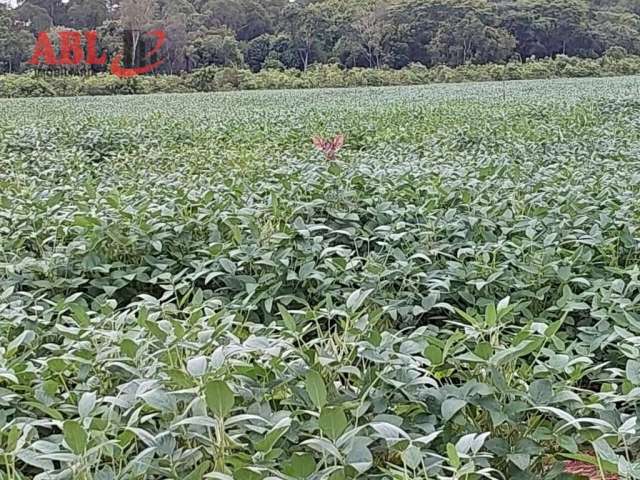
left=3, top=55, right=640, bottom=98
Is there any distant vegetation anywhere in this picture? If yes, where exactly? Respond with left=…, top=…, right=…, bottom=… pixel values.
left=1, top=0, right=640, bottom=75
left=3, top=52, right=640, bottom=97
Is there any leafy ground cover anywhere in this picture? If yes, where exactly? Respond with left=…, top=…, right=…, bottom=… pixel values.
left=1, top=76, right=640, bottom=479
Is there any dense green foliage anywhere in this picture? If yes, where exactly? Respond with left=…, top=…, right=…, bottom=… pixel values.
left=2, top=0, right=640, bottom=74
left=1, top=77, right=640, bottom=479
left=4, top=53, right=640, bottom=98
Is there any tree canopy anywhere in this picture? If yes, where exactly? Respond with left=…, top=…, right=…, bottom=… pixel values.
left=1, top=0, right=640, bottom=73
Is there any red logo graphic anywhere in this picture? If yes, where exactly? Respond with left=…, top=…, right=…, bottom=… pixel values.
left=29, top=30, right=165, bottom=78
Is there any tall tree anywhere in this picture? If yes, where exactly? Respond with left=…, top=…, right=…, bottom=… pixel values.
left=281, top=0, right=330, bottom=70
left=245, top=33, right=272, bottom=71
left=428, top=11, right=516, bottom=65
left=119, top=0, right=158, bottom=68
left=15, top=2, right=51, bottom=33
left=187, top=27, right=243, bottom=67
left=163, top=12, right=188, bottom=72
left=353, top=1, right=389, bottom=68
left=66, top=0, right=108, bottom=29
left=0, top=8, right=32, bottom=72
left=592, top=10, right=640, bottom=55
left=18, top=0, right=64, bottom=24
left=499, top=0, right=595, bottom=58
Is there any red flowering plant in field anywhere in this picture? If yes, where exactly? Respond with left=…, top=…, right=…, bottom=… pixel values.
left=312, top=134, right=345, bottom=161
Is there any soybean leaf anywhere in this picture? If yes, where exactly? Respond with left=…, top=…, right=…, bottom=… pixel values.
left=205, top=380, right=235, bottom=418
left=305, top=370, right=327, bottom=409
left=319, top=407, right=348, bottom=441
left=63, top=420, right=87, bottom=455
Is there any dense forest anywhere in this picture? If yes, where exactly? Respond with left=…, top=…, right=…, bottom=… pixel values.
left=1, top=0, right=640, bottom=74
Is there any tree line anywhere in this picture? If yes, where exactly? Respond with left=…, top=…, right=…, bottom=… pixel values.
left=1, top=0, right=640, bottom=74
